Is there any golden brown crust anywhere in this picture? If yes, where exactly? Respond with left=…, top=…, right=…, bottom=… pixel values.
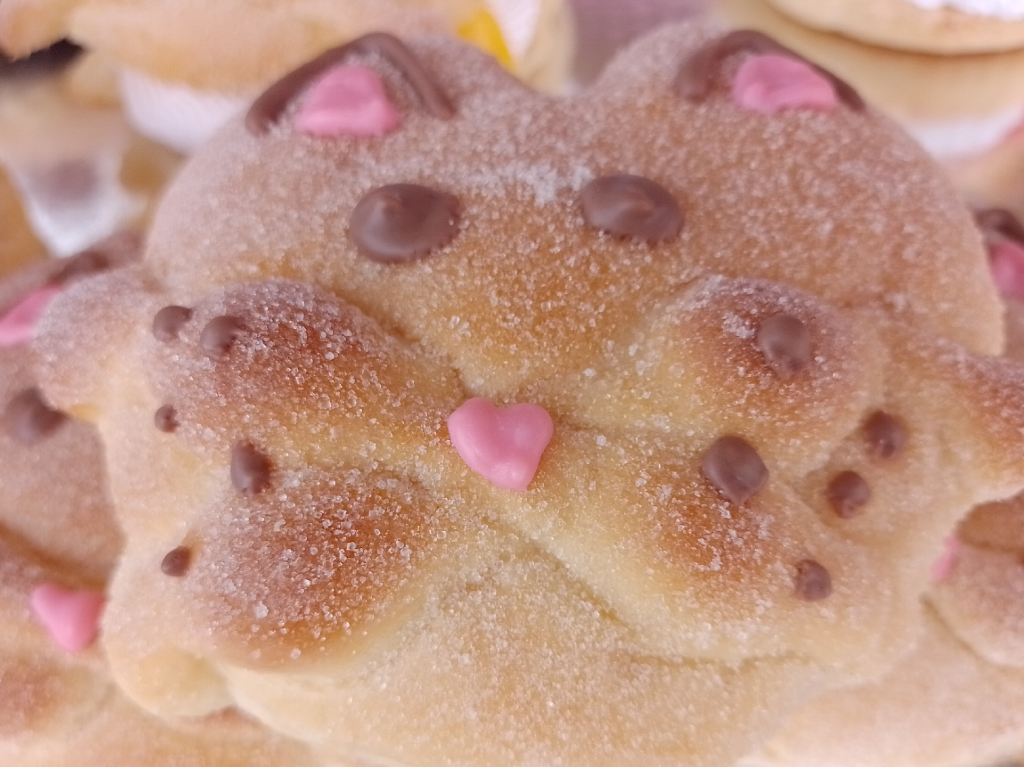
left=0, top=263, right=323, bottom=766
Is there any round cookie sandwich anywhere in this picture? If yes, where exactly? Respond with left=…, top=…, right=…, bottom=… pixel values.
left=0, top=0, right=575, bottom=154
left=30, top=22, right=1024, bottom=767
left=766, top=0, right=1024, bottom=55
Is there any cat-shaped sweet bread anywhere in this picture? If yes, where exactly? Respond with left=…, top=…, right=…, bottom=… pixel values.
left=31, top=24, right=1024, bottom=767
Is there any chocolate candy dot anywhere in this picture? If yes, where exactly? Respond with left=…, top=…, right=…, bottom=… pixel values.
left=5, top=388, right=67, bottom=445
left=863, top=411, right=906, bottom=459
left=152, top=306, right=193, bottom=342
left=794, top=559, right=832, bottom=601
left=200, top=315, right=246, bottom=359
left=154, top=405, right=179, bottom=433
left=231, top=441, right=272, bottom=495
left=160, top=546, right=192, bottom=577
left=580, top=174, right=683, bottom=242
left=701, top=435, right=768, bottom=505
left=756, top=314, right=811, bottom=378
left=350, top=183, right=460, bottom=263
left=827, top=471, right=871, bottom=519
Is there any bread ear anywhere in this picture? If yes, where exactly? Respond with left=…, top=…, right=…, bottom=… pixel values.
left=245, top=32, right=454, bottom=136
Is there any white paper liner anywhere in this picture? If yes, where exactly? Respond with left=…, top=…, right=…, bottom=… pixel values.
left=485, top=0, right=542, bottom=59
left=903, top=0, right=1024, bottom=20
left=905, top=104, right=1024, bottom=158
left=120, top=68, right=249, bottom=155
left=4, top=151, right=143, bottom=257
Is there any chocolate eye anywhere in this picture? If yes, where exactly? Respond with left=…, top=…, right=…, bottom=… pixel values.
left=580, top=174, right=683, bottom=242
left=350, top=183, right=461, bottom=263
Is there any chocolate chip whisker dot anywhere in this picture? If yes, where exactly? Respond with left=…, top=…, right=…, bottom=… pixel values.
left=756, top=314, right=812, bottom=378
left=247, top=32, right=454, bottom=133
left=160, top=546, right=192, bottom=577
left=200, top=315, right=246, bottom=359
left=153, top=306, right=193, bottom=342
left=827, top=471, right=871, bottom=519
left=5, top=387, right=68, bottom=444
left=231, top=442, right=272, bottom=495
left=580, top=174, right=683, bottom=242
left=701, top=435, right=768, bottom=505
left=350, top=183, right=461, bottom=263
left=675, top=29, right=863, bottom=110
left=794, top=559, right=832, bottom=601
left=863, top=411, right=906, bottom=459
left=154, top=405, right=179, bottom=433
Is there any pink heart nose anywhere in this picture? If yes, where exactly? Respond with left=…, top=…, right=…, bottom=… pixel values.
left=295, top=64, right=401, bottom=137
left=988, top=238, right=1024, bottom=300
left=732, top=54, right=839, bottom=115
left=0, top=285, right=62, bottom=347
left=29, top=583, right=105, bottom=653
left=448, top=397, right=554, bottom=491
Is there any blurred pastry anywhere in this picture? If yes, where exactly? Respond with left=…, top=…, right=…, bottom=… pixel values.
left=0, top=0, right=575, bottom=154
left=0, top=243, right=322, bottom=767
left=0, top=46, right=179, bottom=256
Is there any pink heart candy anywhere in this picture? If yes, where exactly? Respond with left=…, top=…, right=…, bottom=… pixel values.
left=295, top=64, right=401, bottom=138
left=732, top=54, right=838, bottom=115
left=988, top=238, right=1024, bottom=300
left=930, top=536, right=961, bottom=584
left=448, top=397, right=554, bottom=491
left=29, top=583, right=105, bottom=653
left=0, top=284, right=62, bottom=347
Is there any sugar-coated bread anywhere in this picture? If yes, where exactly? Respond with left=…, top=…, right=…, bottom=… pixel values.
left=0, top=253, right=324, bottom=767
left=30, top=23, right=1024, bottom=767
left=744, top=268, right=1024, bottom=767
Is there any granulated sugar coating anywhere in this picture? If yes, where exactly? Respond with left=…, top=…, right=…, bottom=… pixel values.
left=0, top=261, right=322, bottom=766
left=29, top=22, right=1024, bottom=767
